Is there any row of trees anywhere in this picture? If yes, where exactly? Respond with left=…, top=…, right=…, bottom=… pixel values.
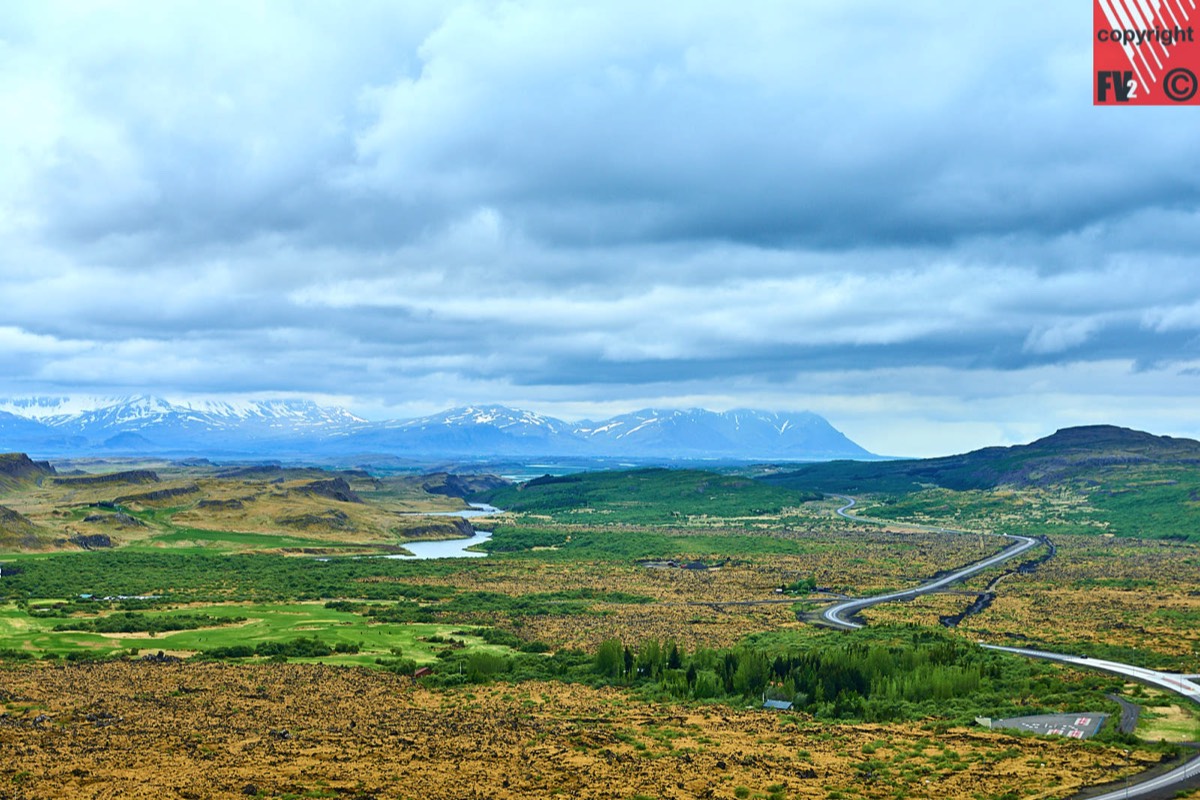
left=588, top=628, right=1116, bottom=723
left=414, top=626, right=1117, bottom=725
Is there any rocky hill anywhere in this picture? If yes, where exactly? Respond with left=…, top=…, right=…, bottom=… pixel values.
left=762, top=425, right=1200, bottom=493
left=0, top=504, right=44, bottom=549
left=0, top=453, right=57, bottom=493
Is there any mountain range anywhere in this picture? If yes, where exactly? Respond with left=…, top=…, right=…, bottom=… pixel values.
left=0, top=396, right=877, bottom=461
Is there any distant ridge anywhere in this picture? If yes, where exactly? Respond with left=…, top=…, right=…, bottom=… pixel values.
left=761, top=424, right=1200, bottom=493
left=573, top=408, right=873, bottom=460
left=0, top=397, right=876, bottom=461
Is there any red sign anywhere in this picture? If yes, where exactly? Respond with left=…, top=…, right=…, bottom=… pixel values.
left=1094, top=0, right=1199, bottom=105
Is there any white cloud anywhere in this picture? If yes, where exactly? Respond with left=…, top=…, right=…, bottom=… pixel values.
left=0, top=326, right=88, bottom=355
left=1, top=1, right=1199, bottom=456
left=1023, top=319, right=1100, bottom=355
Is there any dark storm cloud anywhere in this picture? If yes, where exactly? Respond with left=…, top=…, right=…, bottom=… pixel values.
left=10, top=0, right=1188, bottom=255
left=2, top=1, right=1200, bottom=455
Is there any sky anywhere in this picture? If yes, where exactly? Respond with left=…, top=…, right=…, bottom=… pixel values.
left=2, top=1, right=1200, bottom=458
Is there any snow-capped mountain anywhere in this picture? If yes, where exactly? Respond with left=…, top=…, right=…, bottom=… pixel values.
left=399, top=405, right=575, bottom=435
left=343, top=405, right=587, bottom=456
left=0, top=396, right=367, bottom=454
left=0, top=395, right=134, bottom=422
left=0, top=397, right=876, bottom=460
left=574, top=408, right=874, bottom=459
left=316, top=405, right=874, bottom=459
left=50, top=395, right=364, bottom=437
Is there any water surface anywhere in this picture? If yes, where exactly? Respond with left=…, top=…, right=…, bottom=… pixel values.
left=388, top=503, right=499, bottom=559
left=387, top=529, right=492, bottom=559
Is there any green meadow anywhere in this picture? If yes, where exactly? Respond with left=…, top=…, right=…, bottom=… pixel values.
left=0, top=599, right=506, bottom=666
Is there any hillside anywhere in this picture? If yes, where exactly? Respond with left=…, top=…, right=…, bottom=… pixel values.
left=0, top=504, right=45, bottom=549
left=482, top=467, right=821, bottom=525
left=763, top=425, right=1200, bottom=542
left=761, top=425, right=1200, bottom=493
left=0, top=457, right=510, bottom=554
left=0, top=453, right=57, bottom=493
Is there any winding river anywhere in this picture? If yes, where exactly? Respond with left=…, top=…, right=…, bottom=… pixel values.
left=388, top=503, right=501, bottom=560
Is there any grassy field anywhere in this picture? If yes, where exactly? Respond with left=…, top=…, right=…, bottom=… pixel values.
left=775, top=462, right=1200, bottom=544
left=3, top=455, right=1200, bottom=799
left=5, top=459, right=1200, bottom=670
left=0, top=599, right=515, bottom=666
left=483, top=468, right=822, bottom=525
left=1136, top=699, right=1200, bottom=743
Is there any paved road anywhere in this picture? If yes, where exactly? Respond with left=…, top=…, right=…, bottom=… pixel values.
left=820, top=496, right=1039, bottom=629
left=823, top=496, right=1200, bottom=799
left=980, top=646, right=1200, bottom=707
left=981, top=636, right=1200, bottom=796
left=1105, top=693, right=1142, bottom=735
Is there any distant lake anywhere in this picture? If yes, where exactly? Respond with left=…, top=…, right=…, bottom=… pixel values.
left=387, top=529, right=493, bottom=560
left=403, top=503, right=501, bottom=519
left=387, top=503, right=499, bottom=560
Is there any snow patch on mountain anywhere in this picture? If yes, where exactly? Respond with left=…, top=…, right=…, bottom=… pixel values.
left=0, top=396, right=133, bottom=422
left=0, top=397, right=875, bottom=460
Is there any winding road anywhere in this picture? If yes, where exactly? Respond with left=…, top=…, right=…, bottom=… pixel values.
left=822, top=495, right=1200, bottom=799
left=820, top=497, right=1039, bottom=630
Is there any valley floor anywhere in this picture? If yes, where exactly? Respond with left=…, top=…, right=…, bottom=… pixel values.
left=0, top=661, right=1166, bottom=800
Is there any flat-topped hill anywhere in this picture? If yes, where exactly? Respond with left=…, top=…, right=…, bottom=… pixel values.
left=53, top=470, right=160, bottom=486
left=762, top=425, right=1200, bottom=494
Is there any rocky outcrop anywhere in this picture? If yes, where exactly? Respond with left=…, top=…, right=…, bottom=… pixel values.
left=0, top=503, right=44, bottom=554
left=0, top=505, right=43, bottom=549
left=0, top=504, right=36, bottom=529
left=82, top=512, right=145, bottom=528
left=275, top=509, right=355, bottom=531
left=197, top=498, right=246, bottom=510
left=114, top=484, right=200, bottom=504
left=216, top=465, right=284, bottom=480
left=54, top=470, right=160, bottom=487
left=421, top=472, right=509, bottom=499
left=395, top=517, right=475, bottom=540
left=292, top=478, right=361, bottom=504
left=0, top=453, right=56, bottom=491
left=69, top=533, right=113, bottom=549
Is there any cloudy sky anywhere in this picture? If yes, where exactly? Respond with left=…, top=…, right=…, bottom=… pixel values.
left=2, top=1, right=1199, bottom=457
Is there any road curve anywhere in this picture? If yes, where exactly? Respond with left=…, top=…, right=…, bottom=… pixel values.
left=820, top=496, right=1039, bottom=629
left=823, top=496, right=1200, bottom=799
left=979, top=647, right=1200, bottom=800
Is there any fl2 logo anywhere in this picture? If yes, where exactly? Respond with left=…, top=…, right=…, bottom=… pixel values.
left=1096, top=70, right=1137, bottom=102
left=1096, top=67, right=1197, bottom=103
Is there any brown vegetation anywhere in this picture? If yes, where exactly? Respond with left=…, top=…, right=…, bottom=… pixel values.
left=863, top=534, right=1200, bottom=671
left=0, top=461, right=484, bottom=551
left=0, top=661, right=1160, bottom=800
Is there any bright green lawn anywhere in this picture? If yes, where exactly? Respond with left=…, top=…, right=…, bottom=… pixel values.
left=0, top=601, right=509, bottom=665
